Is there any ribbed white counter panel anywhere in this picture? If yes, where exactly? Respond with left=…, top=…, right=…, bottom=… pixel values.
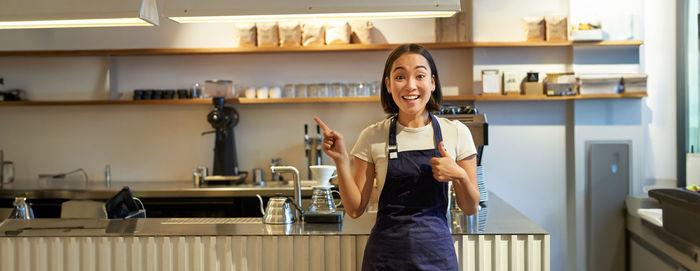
left=0, top=193, right=549, bottom=271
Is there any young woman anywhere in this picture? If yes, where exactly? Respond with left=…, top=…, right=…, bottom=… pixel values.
left=314, top=43, right=480, bottom=270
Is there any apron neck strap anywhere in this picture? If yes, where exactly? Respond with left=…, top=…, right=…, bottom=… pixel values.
left=388, top=113, right=443, bottom=157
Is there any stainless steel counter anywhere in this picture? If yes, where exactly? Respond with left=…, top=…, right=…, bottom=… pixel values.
left=0, top=192, right=547, bottom=237
left=0, top=192, right=550, bottom=271
left=0, top=179, right=315, bottom=199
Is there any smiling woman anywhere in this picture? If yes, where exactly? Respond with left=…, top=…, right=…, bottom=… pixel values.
left=314, top=44, right=480, bottom=271
left=380, top=44, right=442, bottom=120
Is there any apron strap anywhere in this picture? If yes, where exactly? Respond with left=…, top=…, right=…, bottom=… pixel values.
left=388, top=113, right=443, bottom=159
left=429, top=113, right=444, bottom=146
left=388, top=115, right=399, bottom=159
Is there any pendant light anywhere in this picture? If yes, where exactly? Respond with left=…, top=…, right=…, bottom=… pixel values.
left=0, top=0, right=159, bottom=29
left=166, top=0, right=459, bottom=23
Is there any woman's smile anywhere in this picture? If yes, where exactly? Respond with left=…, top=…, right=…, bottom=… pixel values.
left=401, top=94, right=420, bottom=101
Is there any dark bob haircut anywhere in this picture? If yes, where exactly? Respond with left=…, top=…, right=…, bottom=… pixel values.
left=380, top=43, right=442, bottom=114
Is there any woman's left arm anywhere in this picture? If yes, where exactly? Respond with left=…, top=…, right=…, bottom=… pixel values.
left=453, top=155, right=479, bottom=215
left=430, top=142, right=480, bottom=215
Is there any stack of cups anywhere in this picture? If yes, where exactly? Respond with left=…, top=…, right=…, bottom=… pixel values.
left=476, top=165, right=487, bottom=203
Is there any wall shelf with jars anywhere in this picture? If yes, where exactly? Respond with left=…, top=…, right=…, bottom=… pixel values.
left=0, top=40, right=645, bottom=107
left=0, top=92, right=646, bottom=106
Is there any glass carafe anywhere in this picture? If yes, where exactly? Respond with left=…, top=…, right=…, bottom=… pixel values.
left=307, top=186, right=341, bottom=213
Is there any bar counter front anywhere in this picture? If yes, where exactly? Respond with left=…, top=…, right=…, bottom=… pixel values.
left=0, top=192, right=549, bottom=271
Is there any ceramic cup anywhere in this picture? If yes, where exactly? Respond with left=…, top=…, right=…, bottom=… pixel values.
left=310, top=165, right=337, bottom=187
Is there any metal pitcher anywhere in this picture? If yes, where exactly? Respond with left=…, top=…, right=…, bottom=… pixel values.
left=10, top=197, right=34, bottom=219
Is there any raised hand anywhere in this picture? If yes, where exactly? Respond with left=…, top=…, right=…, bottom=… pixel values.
left=313, top=117, right=348, bottom=163
left=429, top=141, right=467, bottom=183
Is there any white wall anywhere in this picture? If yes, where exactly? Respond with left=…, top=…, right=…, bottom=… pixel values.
left=475, top=100, right=568, bottom=271
left=473, top=0, right=569, bottom=41
left=641, top=0, right=677, bottom=185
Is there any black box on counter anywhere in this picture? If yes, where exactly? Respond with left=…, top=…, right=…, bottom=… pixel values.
left=649, top=188, right=700, bottom=247
left=304, top=211, right=343, bottom=223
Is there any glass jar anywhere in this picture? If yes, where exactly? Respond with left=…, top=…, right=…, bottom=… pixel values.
left=294, top=84, right=307, bottom=98
left=356, top=82, right=370, bottom=96
left=345, top=83, right=356, bottom=97
left=316, top=83, right=328, bottom=97
left=307, top=83, right=319, bottom=97
left=283, top=84, right=294, bottom=98
left=371, top=81, right=381, bottom=96
left=330, top=82, right=344, bottom=97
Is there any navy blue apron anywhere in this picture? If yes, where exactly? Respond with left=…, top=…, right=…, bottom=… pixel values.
left=362, top=113, right=458, bottom=271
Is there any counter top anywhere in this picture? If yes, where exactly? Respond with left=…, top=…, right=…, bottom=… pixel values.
left=0, top=179, right=316, bottom=199
left=0, top=192, right=548, bottom=237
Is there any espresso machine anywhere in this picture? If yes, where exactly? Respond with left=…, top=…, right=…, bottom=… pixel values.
left=199, top=97, right=247, bottom=185
left=440, top=105, right=489, bottom=232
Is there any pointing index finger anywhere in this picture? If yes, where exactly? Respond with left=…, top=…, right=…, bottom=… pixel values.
left=313, top=117, right=331, bottom=133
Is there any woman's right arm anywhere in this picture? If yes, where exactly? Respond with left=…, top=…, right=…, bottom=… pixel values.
left=338, top=157, right=375, bottom=218
left=314, top=117, right=375, bottom=218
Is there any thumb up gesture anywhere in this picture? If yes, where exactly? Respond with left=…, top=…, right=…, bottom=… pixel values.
left=430, top=141, right=467, bottom=183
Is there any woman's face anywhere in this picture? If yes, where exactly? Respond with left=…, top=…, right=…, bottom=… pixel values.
left=385, top=52, right=435, bottom=117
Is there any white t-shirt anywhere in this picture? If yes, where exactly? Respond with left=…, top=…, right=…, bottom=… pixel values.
left=350, top=116, right=477, bottom=194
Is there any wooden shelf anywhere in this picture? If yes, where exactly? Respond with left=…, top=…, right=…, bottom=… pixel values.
left=237, top=97, right=379, bottom=103
left=471, top=40, right=643, bottom=47
left=450, top=92, right=648, bottom=101
left=0, top=43, right=470, bottom=57
left=0, top=93, right=647, bottom=106
left=0, top=99, right=217, bottom=106
left=0, top=41, right=642, bottom=57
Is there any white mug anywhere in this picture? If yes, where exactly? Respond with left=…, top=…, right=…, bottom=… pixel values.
left=244, top=87, right=256, bottom=98
left=256, top=87, right=269, bottom=99
left=310, top=165, right=337, bottom=186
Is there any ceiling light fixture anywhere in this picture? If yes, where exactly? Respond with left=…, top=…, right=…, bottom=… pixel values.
left=166, top=0, right=459, bottom=23
left=0, top=0, right=158, bottom=30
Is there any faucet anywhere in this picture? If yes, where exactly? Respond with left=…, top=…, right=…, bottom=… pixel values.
left=270, top=166, right=301, bottom=218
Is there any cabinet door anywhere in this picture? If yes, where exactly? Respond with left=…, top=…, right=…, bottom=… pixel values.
left=587, top=142, right=629, bottom=271
left=629, top=238, right=684, bottom=271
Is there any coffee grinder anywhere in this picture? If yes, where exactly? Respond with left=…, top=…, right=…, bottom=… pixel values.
left=200, top=97, right=247, bottom=185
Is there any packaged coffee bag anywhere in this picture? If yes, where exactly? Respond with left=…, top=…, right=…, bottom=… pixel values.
left=279, top=22, right=302, bottom=47
left=350, top=20, right=374, bottom=44
left=545, top=16, right=568, bottom=41
left=234, top=23, right=257, bottom=47
left=522, top=17, right=545, bottom=41
left=302, top=22, right=325, bottom=46
left=325, top=21, right=351, bottom=45
left=256, top=22, right=279, bottom=47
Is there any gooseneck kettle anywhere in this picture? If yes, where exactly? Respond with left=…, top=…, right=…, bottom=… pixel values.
left=256, top=194, right=303, bottom=224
